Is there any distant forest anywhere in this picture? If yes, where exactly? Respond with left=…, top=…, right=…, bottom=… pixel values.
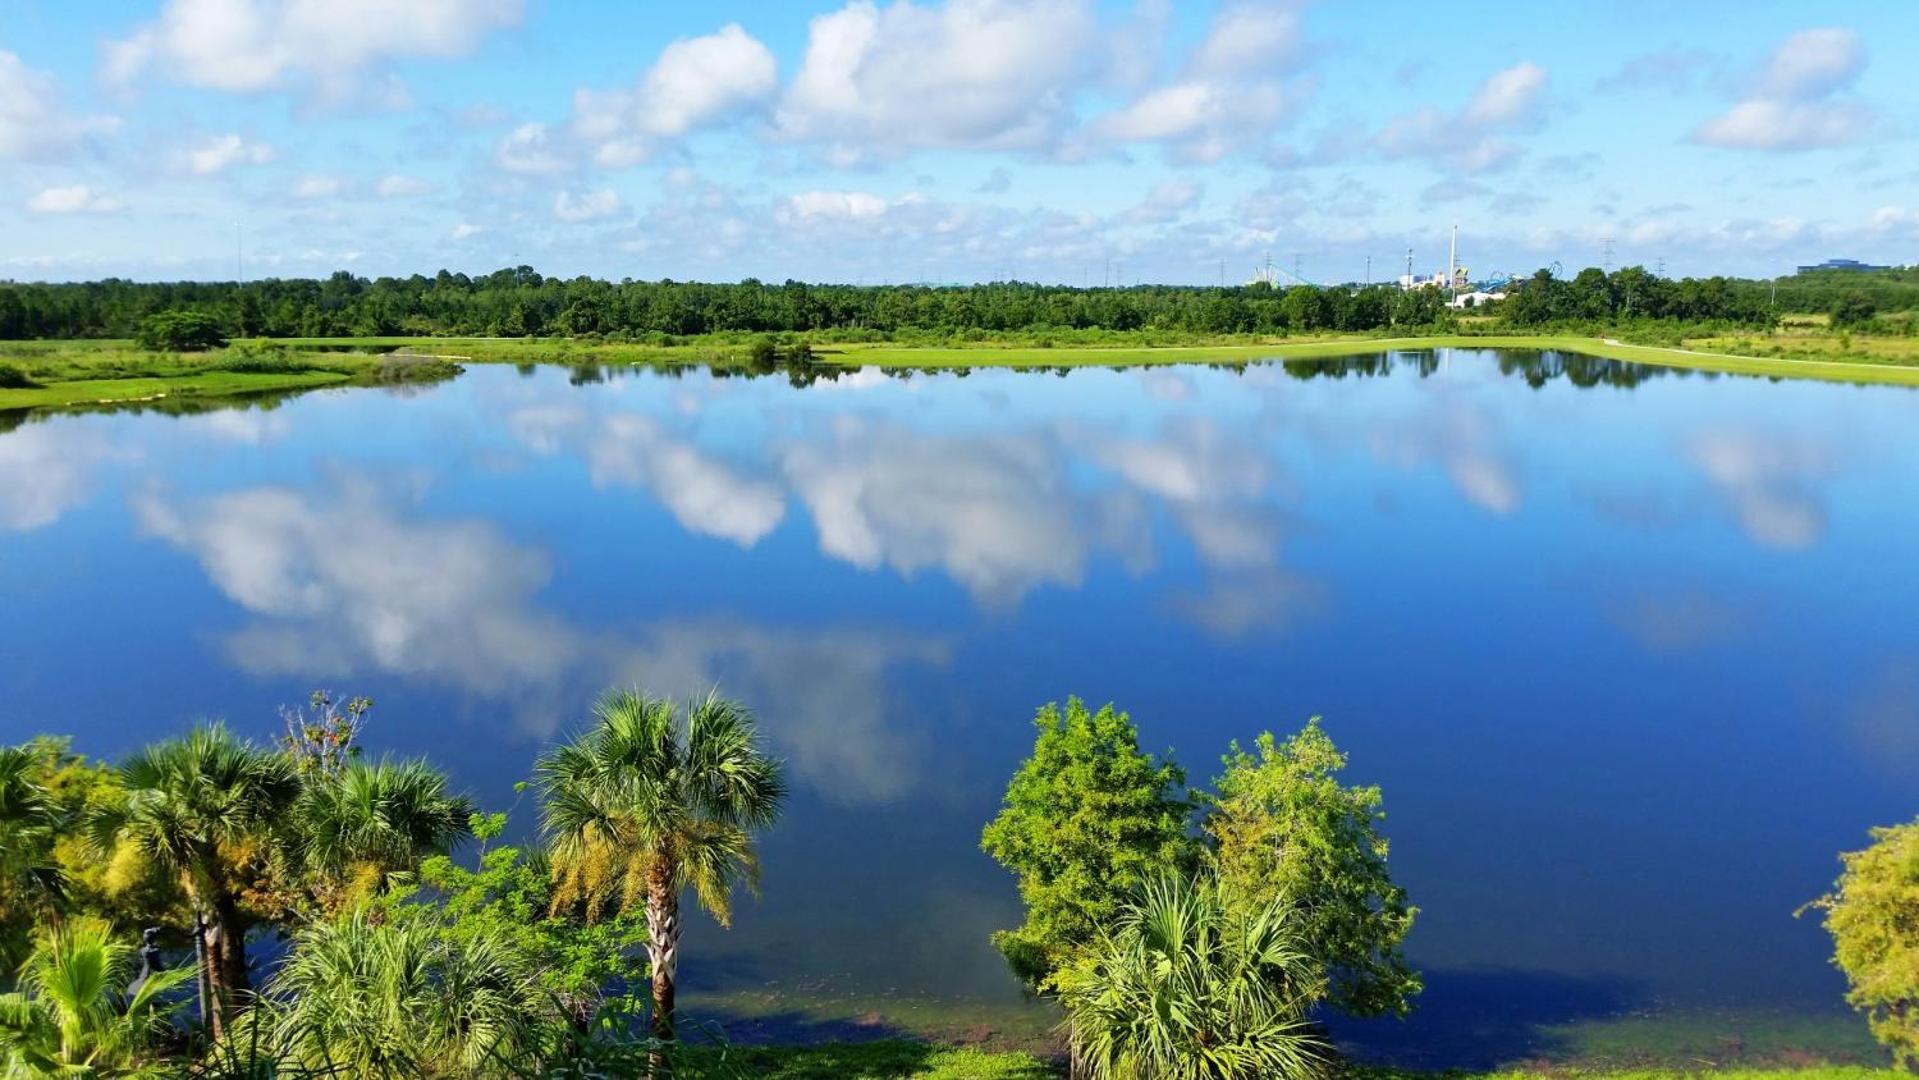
left=0, top=265, right=1913, bottom=341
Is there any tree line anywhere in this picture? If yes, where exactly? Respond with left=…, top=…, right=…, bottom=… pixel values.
left=12, top=263, right=1912, bottom=344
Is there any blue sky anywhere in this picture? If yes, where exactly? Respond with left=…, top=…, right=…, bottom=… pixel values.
left=2, top=0, right=1915, bottom=284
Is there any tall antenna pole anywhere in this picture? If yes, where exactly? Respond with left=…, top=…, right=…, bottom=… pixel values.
left=1365, top=255, right=1372, bottom=284
left=1406, top=247, right=1414, bottom=285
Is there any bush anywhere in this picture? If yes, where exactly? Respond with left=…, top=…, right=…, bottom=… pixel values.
left=1807, top=818, right=1919, bottom=1065
left=1831, top=292, right=1878, bottom=329
left=135, top=310, right=228, bottom=352
left=0, top=362, right=38, bottom=389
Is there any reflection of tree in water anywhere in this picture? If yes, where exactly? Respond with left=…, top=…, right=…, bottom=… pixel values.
left=1275, top=349, right=1690, bottom=390
left=0, top=390, right=308, bottom=435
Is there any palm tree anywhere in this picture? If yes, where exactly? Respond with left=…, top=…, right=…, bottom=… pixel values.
left=256, top=911, right=553, bottom=1077
left=294, top=758, right=474, bottom=914
left=93, top=724, right=300, bottom=1039
left=0, top=916, right=195, bottom=1076
left=1053, top=876, right=1330, bottom=1080
left=536, top=689, right=786, bottom=1044
left=0, top=746, right=68, bottom=957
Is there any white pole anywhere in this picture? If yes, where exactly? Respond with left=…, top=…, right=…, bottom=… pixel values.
left=1448, top=224, right=1458, bottom=297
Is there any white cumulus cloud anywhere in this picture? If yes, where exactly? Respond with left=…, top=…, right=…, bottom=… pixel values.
left=0, top=50, right=117, bottom=160
left=1377, top=61, right=1547, bottom=173
left=182, top=133, right=276, bottom=175
left=553, top=188, right=625, bottom=223
left=1090, top=2, right=1302, bottom=162
left=777, top=190, right=891, bottom=224
left=291, top=174, right=346, bottom=199
left=27, top=185, right=124, bottom=214
left=374, top=174, right=436, bottom=198
left=774, top=0, right=1097, bottom=161
left=1693, top=28, right=1871, bottom=151
left=571, top=23, right=777, bottom=167
left=105, top=0, right=522, bottom=99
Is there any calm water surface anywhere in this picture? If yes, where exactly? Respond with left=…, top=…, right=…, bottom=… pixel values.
left=2, top=350, right=1915, bottom=1063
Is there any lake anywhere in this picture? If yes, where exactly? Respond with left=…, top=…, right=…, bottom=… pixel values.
left=2, top=348, right=1914, bottom=1066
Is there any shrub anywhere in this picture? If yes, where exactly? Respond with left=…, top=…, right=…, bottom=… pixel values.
left=1807, top=818, right=1919, bottom=1065
left=136, top=310, right=228, bottom=352
left=1831, top=292, right=1878, bottom=329
left=0, top=362, right=38, bottom=389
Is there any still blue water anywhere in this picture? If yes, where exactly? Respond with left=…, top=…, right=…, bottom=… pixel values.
left=2, top=350, right=1914, bottom=1061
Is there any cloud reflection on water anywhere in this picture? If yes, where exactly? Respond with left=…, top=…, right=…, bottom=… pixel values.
left=1687, top=430, right=1832, bottom=551
left=132, top=476, right=942, bottom=804
left=0, top=423, right=131, bottom=532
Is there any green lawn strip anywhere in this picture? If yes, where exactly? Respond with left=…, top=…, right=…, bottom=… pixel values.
left=0, top=369, right=352, bottom=410
left=8, top=331, right=1919, bottom=409
left=818, top=336, right=1919, bottom=385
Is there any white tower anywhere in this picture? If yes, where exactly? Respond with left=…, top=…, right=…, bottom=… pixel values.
left=1448, top=224, right=1458, bottom=297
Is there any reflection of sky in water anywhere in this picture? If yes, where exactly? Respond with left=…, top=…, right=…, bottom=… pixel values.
left=3, top=351, right=1919, bottom=1034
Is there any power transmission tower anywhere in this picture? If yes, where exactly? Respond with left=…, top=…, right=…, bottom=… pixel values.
left=1601, top=235, right=1616, bottom=273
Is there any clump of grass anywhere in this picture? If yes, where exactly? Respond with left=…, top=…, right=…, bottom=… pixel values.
left=370, top=354, right=462, bottom=383
left=0, top=362, right=40, bottom=389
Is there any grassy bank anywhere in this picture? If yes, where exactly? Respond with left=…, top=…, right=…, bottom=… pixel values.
left=0, top=340, right=462, bottom=411
left=7, top=328, right=1919, bottom=414
left=674, top=1040, right=1905, bottom=1080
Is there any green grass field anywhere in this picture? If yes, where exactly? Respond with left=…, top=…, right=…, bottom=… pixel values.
left=7, top=328, right=1919, bottom=414
left=672, top=1040, right=1904, bottom=1080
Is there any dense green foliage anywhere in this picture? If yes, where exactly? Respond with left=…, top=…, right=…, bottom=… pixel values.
left=1501, top=266, right=1773, bottom=325
left=1831, top=293, right=1880, bottom=329
left=0, top=272, right=1453, bottom=341
left=537, top=689, right=787, bottom=1043
left=133, top=310, right=227, bottom=352
left=1807, top=819, right=1919, bottom=1065
left=405, top=811, right=649, bottom=1028
left=244, top=911, right=555, bottom=1077
left=981, top=699, right=1194, bottom=990
left=91, top=723, right=302, bottom=1038
left=1054, top=877, right=1328, bottom=1080
left=0, top=916, right=196, bottom=1076
left=4, top=263, right=1915, bottom=346
left=1206, top=722, right=1419, bottom=1019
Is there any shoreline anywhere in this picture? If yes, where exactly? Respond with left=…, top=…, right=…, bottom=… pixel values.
left=6, top=331, right=1919, bottom=414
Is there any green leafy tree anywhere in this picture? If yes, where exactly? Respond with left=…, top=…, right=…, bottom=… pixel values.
left=92, top=724, right=300, bottom=1039
left=1806, top=819, right=1919, bottom=1065
left=134, top=310, right=227, bottom=352
left=409, top=810, right=649, bottom=1029
left=1831, top=292, right=1878, bottom=329
left=981, top=698, right=1193, bottom=991
left=0, top=740, right=186, bottom=971
left=1053, top=876, right=1329, bottom=1080
left=537, top=689, right=787, bottom=1044
left=1204, top=720, right=1418, bottom=1018
left=0, top=916, right=195, bottom=1077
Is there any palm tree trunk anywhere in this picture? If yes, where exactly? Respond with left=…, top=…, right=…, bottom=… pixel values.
left=645, top=856, right=680, bottom=1045
left=199, top=889, right=251, bottom=1039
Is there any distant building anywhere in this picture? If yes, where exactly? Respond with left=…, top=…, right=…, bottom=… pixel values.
left=1797, top=258, right=1891, bottom=273
left=1448, top=289, right=1507, bottom=309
